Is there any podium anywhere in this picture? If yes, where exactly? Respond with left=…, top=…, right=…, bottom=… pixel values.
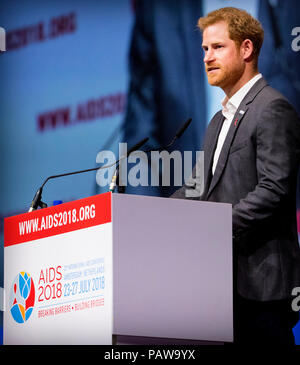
left=4, top=192, right=233, bottom=345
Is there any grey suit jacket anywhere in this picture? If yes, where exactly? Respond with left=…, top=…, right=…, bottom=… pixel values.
left=172, top=77, right=300, bottom=301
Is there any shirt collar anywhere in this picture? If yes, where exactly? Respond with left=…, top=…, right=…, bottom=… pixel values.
left=221, top=73, right=262, bottom=119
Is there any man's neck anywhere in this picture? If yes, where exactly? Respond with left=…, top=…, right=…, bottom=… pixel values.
left=224, top=70, right=259, bottom=99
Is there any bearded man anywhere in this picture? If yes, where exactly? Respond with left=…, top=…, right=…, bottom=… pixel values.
left=172, top=7, right=300, bottom=344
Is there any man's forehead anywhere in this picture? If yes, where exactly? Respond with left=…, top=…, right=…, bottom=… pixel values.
left=202, top=22, right=231, bottom=44
left=202, top=21, right=229, bottom=36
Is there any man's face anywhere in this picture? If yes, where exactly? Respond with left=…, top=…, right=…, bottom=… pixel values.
left=202, top=21, right=245, bottom=93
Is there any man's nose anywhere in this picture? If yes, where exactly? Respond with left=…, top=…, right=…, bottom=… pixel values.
left=204, top=49, right=215, bottom=63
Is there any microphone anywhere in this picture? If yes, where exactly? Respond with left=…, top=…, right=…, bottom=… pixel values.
left=109, top=137, right=149, bottom=193
left=28, top=137, right=149, bottom=212
left=127, top=137, right=150, bottom=155
left=28, top=187, right=47, bottom=212
left=110, top=118, right=193, bottom=193
left=175, top=117, right=192, bottom=140
left=144, top=117, right=192, bottom=152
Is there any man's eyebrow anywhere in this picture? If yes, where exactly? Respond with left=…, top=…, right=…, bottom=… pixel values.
left=202, top=42, right=224, bottom=48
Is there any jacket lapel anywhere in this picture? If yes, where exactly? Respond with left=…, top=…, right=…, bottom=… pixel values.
left=201, top=112, right=224, bottom=200
left=206, top=77, right=268, bottom=199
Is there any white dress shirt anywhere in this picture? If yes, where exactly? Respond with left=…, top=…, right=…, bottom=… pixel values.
left=212, top=73, right=262, bottom=175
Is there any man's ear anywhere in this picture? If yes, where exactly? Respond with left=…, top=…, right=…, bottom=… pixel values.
left=241, top=39, right=255, bottom=62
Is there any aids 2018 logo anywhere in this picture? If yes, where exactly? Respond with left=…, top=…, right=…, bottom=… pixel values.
left=9, top=272, right=35, bottom=323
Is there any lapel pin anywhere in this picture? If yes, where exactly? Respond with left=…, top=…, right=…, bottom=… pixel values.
left=234, top=118, right=239, bottom=127
left=239, top=110, right=245, bottom=115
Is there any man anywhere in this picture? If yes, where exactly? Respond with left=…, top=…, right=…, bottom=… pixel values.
left=172, top=7, right=300, bottom=344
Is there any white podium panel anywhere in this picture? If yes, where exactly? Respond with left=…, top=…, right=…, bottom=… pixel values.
left=113, top=194, right=233, bottom=343
left=4, top=193, right=113, bottom=345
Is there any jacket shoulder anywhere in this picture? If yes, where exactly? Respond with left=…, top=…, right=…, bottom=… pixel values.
left=252, top=82, right=295, bottom=109
left=248, top=83, right=299, bottom=120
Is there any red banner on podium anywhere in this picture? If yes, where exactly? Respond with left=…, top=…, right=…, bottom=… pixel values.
left=4, top=192, right=111, bottom=247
